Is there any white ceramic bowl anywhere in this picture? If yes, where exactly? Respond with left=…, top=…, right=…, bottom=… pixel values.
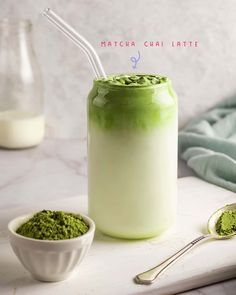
left=8, top=212, right=95, bottom=282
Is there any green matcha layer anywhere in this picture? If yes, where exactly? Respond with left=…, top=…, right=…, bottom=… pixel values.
left=88, top=74, right=177, bottom=131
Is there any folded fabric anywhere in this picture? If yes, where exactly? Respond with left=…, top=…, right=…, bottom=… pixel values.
left=179, top=96, right=236, bottom=192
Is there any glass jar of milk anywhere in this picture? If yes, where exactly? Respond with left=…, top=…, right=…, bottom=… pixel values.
left=0, top=19, right=44, bottom=149
left=88, top=74, right=178, bottom=239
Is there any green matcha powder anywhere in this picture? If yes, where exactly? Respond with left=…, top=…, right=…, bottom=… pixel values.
left=97, top=74, right=168, bottom=86
left=16, top=210, right=89, bottom=240
left=216, top=210, right=236, bottom=236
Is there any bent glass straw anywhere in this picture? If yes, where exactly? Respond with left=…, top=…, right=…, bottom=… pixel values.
left=42, top=8, right=107, bottom=78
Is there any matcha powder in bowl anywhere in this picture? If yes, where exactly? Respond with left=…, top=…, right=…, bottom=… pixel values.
left=16, top=210, right=89, bottom=240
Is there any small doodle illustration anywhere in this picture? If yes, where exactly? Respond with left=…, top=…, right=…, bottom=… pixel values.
left=130, top=51, right=140, bottom=69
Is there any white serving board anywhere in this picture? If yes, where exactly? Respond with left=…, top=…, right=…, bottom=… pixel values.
left=0, top=177, right=236, bottom=295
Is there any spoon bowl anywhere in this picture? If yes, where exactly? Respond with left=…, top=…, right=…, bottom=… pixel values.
left=207, top=203, right=236, bottom=239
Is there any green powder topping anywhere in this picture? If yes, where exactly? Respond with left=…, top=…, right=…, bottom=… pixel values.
left=97, top=74, right=168, bottom=86
left=216, top=210, right=236, bottom=236
left=16, top=210, right=89, bottom=240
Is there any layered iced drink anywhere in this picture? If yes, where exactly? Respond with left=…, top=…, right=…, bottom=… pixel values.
left=88, top=74, right=178, bottom=239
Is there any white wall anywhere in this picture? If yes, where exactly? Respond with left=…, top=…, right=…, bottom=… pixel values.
left=1, top=0, right=236, bottom=138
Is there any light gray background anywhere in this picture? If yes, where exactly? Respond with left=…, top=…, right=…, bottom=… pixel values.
left=1, top=0, right=236, bottom=139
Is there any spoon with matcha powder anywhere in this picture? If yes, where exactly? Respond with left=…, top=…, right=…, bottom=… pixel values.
left=135, top=203, right=236, bottom=285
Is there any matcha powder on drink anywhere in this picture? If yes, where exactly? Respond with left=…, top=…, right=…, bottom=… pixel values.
left=216, top=210, right=236, bottom=236
left=16, top=210, right=89, bottom=240
left=97, top=74, right=168, bottom=86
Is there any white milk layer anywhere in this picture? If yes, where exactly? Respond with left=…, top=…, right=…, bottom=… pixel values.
left=88, top=119, right=177, bottom=239
left=0, top=110, right=45, bottom=149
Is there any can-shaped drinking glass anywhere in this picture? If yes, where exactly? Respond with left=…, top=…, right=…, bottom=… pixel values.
left=88, top=74, right=178, bottom=239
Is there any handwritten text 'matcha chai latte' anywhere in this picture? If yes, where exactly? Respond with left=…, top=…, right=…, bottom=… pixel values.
left=100, top=41, right=198, bottom=48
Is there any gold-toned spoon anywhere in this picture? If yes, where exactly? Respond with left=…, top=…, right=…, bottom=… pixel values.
left=135, top=203, right=236, bottom=285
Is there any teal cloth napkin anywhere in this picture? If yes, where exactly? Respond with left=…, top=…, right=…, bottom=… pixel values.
left=179, top=96, right=236, bottom=192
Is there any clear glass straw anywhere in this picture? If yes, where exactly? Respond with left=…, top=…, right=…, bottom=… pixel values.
left=42, top=8, right=107, bottom=78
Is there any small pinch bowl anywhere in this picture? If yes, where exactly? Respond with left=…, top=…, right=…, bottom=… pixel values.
left=8, top=212, right=95, bottom=282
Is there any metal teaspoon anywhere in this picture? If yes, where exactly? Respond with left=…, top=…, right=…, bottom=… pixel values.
left=135, top=203, right=236, bottom=285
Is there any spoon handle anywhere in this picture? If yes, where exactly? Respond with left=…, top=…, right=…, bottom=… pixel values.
left=135, top=234, right=211, bottom=285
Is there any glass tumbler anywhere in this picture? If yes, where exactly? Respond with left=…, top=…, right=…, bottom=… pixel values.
left=88, top=75, right=178, bottom=239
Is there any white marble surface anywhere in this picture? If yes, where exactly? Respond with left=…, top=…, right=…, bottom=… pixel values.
left=1, top=0, right=236, bottom=138
left=1, top=176, right=236, bottom=295
left=0, top=138, right=87, bottom=210
left=0, top=139, right=235, bottom=295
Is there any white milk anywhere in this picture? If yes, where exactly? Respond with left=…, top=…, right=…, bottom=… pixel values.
left=0, top=110, right=45, bottom=149
left=88, top=117, right=177, bottom=239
